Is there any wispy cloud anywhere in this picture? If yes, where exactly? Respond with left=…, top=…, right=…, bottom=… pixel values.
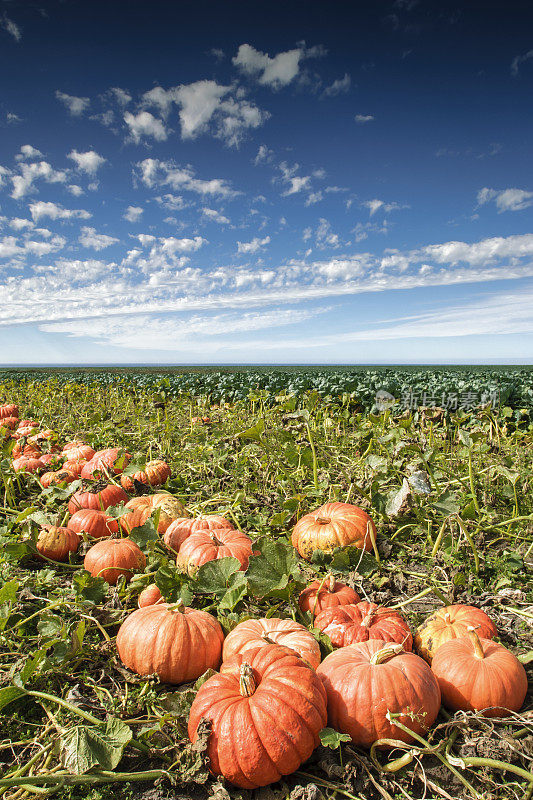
left=477, top=187, right=533, bottom=213
left=56, top=92, right=90, bottom=116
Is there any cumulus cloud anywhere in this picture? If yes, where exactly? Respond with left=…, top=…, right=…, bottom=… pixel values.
left=15, top=145, right=44, bottom=161
left=237, top=236, right=270, bottom=254
left=108, top=87, right=131, bottom=106
left=322, top=73, right=351, bottom=97
left=232, top=42, right=325, bottom=89
left=10, top=161, right=68, bottom=199
left=477, top=187, right=533, bottom=213
left=29, top=201, right=92, bottom=222
left=79, top=226, right=119, bottom=250
left=56, top=91, right=90, bottom=116
left=1, top=15, right=21, bottom=41
left=202, top=208, right=230, bottom=224
left=123, top=206, right=144, bottom=222
left=511, top=49, right=533, bottom=76
left=138, top=158, right=238, bottom=198
left=279, top=162, right=312, bottom=196
left=355, top=114, right=374, bottom=124
left=9, top=217, right=34, bottom=230
left=68, top=149, right=106, bottom=174
left=124, top=111, right=168, bottom=143
left=253, top=144, right=274, bottom=165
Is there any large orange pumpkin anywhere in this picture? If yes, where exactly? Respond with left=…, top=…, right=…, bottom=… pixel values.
left=414, top=604, right=497, bottom=663
left=317, top=640, right=441, bottom=747
left=120, top=459, right=171, bottom=492
left=431, top=628, right=527, bottom=717
left=62, top=442, right=95, bottom=461
left=163, top=515, right=234, bottom=553
left=222, top=617, right=321, bottom=670
left=62, top=459, right=86, bottom=477
left=81, top=448, right=131, bottom=479
left=0, top=416, right=19, bottom=430
left=68, top=484, right=129, bottom=515
left=292, top=502, right=376, bottom=560
left=298, top=575, right=360, bottom=617
left=120, top=493, right=188, bottom=534
left=68, top=509, right=119, bottom=539
left=84, top=538, right=146, bottom=584
left=12, top=456, right=44, bottom=473
left=314, top=601, right=412, bottom=650
left=36, top=526, right=79, bottom=562
left=12, top=440, right=42, bottom=459
left=188, top=644, right=327, bottom=789
left=177, top=528, right=253, bottom=573
left=116, top=602, right=224, bottom=683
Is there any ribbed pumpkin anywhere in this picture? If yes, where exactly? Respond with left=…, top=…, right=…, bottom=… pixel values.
left=13, top=456, right=43, bottom=473
left=37, top=453, right=59, bottom=467
left=120, top=493, right=188, bottom=534
left=317, top=640, right=441, bottom=747
left=12, top=440, right=42, bottom=459
left=81, top=448, right=131, bottom=479
left=292, top=502, right=376, bottom=560
left=138, top=584, right=163, bottom=608
left=84, top=538, right=146, bottom=584
left=188, top=644, right=328, bottom=789
left=299, top=575, right=360, bottom=617
left=62, top=459, right=86, bottom=477
left=163, top=515, right=234, bottom=553
left=36, top=526, right=79, bottom=562
left=120, top=459, right=171, bottom=492
left=314, top=601, right=413, bottom=650
left=222, top=617, right=321, bottom=670
left=116, top=602, right=224, bottom=683
left=414, top=604, right=497, bottom=663
left=0, top=416, right=19, bottom=430
left=41, top=469, right=76, bottom=488
left=62, top=442, right=95, bottom=461
left=68, top=484, right=129, bottom=515
left=431, top=628, right=527, bottom=717
left=0, top=403, right=18, bottom=419
left=68, top=509, right=119, bottom=539
left=177, top=528, right=253, bottom=573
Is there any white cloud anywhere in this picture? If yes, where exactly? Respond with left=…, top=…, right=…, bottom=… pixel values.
left=1, top=15, right=21, bottom=42
left=55, top=91, right=90, bottom=116
left=10, top=161, right=68, bottom=199
left=477, top=187, right=533, bottom=213
left=124, top=111, right=168, bottom=143
left=254, top=144, right=274, bottom=165
left=363, top=198, right=406, bottom=216
left=15, top=145, right=43, bottom=161
left=9, top=218, right=34, bottom=230
left=79, top=226, right=119, bottom=250
left=232, top=43, right=324, bottom=89
left=67, top=149, right=106, bottom=174
left=108, top=87, right=131, bottom=106
left=237, top=236, right=270, bottom=254
left=511, top=49, right=533, bottom=76
left=138, top=158, right=238, bottom=198
left=155, top=194, right=185, bottom=210
left=123, top=206, right=144, bottom=222
left=202, top=208, right=230, bottom=225
left=6, top=112, right=21, bottom=124
left=29, top=201, right=92, bottom=222
left=355, top=114, right=374, bottom=124
left=0, top=233, right=65, bottom=260
left=322, top=73, right=351, bottom=97
left=68, top=185, right=84, bottom=196
left=279, top=162, right=312, bottom=196
left=316, top=218, right=340, bottom=248
left=160, top=236, right=205, bottom=254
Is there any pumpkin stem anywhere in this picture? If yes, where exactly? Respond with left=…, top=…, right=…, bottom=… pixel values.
left=239, top=662, right=256, bottom=697
left=369, top=643, right=404, bottom=665
left=327, top=574, right=336, bottom=593
left=443, top=612, right=451, bottom=623
left=261, top=633, right=275, bottom=644
left=467, top=626, right=485, bottom=659
left=208, top=532, right=222, bottom=546
left=361, top=608, right=376, bottom=629
left=168, top=599, right=185, bottom=613
left=315, top=516, right=330, bottom=524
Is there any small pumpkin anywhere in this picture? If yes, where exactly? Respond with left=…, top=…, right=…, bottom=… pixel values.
left=188, top=644, right=327, bottom=789
left=12, top=456, right=44, bottom=473
left=84, top=538, right=146, bottom=584
left=120, top=459, right=171, bottom=492
left=81, top=448, right=131, bottom=479
left=414, top=604, right=497, bottom=663
left=0, top=416, right=19, bottom=430
left=41, top=469, right=76, bottom=488
left=0, top=403, right=18, bottom=419
left=431, top=627, right=527, bottom=717
left=222, top=617, right=321, bottom=670
left=163, top=515, right=234, bottom=553
left=12, top=440, right=42, bottom=459
left=177, top=528, right=253, bottom=573
left=16, top=420, right=38, bottom=436
left=116, top=601, right=224, bottom=683
left=68, top=483, right=129, bottom=514
left=138, top=584, right=163, bottom=608
left=317, top=640, right=441, bottom=747
left=121, top=493, right=188, bottom=534
left=36, top=526, right=79, bottom=562
left=314, top=601, right=413, bottom=650
left=298, top=575, right=360, bottom=617
left=68, top=509, right=119, bottom=539
left=292, top=502, right=376, bottom=561
left=62, top=459, right=86, bottom=477
left=62, top=442, right=95, bottom=461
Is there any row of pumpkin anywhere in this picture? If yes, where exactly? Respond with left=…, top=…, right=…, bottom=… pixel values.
left=1, top=401, right=529, bottom=790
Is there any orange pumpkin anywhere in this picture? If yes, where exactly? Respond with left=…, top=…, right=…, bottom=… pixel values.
left=163, top=515, right=234, bottom=553
left=120, top=459, right=171, bottom=492
left=431, top=628, right=527, bottom=717
left=292, top=502, right=376, bottom=560
left=314, top=601, right=413, bottom=650
left=68, top=509, right=119, bottom=539
left=138, top=584, right=163, bottom=608
left=0, top=404, right=18, bottom=419
left=177, top=528, right=253, bottom=573
left=62, top=459, right=86, bottom=477
left=116, top=602, right=224, bottom=683
left=68, top=484, right=129, bottom=514
left=414, top=604, right=497, bottom=663
left=120, top=493, right=188, bottom=534
left=12, top=440, right=42, bottom=459
left=0, top=416, right=19, bottom=430
left=222, top=617, right=321, bottom=670
left=317, top=640, right=441, bottom=747
left=62, top=442, right=95, bottom=461
left=40, top=469, right=77, bottom=488
left=188, top=644, right=327, bottom=789
left=81, top=448, right=131, bottom=479
left=12, top=456, right=43, bottom=473
left=298, top=575, right=360, bottom=617
left=36, top=526, right=79, bottom=561
left=84, top=538, right=146, bottom=584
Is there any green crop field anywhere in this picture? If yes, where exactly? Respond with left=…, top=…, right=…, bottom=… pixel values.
left=0, top=367, right=531, bottom=800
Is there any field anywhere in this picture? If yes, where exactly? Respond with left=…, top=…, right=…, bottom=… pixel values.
left=0, top=367, right=532, bottom=800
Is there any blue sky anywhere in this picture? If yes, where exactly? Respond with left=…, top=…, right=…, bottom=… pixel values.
left=0, top=0, right=532, bottom=364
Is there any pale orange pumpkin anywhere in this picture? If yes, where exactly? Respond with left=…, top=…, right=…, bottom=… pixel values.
left=414, top=604, right=497, bottom=663
left=81, top=448, right=131, bottom=479
left=84, top=538, right=146, bottom=584
left=163, top=515, right=234, bottom=553
left=62, top=442, right=95, bottom=461
left=36, top=526, right=79, bottom=561
left=120, top=493, right=188, bottom=534
left=40, top=469, right=77, bottom=488
left=0, top=404, right=18, bottom=419
left=138, top=584, right=163, bottom=607
left=298, top=575, right=360, bottom=617
left=222, top=617, right=321, bottom=670
left=177, top=528, right=253, bottom=573
left=120, top=459, right=171, bottom=492
left=292, top=502, right=376, bottom=560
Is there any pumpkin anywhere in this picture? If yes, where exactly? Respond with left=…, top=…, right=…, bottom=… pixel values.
left=317, top=640, right=441, bottom=747
left=222, top=617, right=321, bottom=670
left=292, top=502, right=376, bottom=560
left=41, top=469, right=76, bottom=488
left=81, top=448, right=131, bottom=479
left=163, top=515, right=234, bottom=553
left=68, top=483, right=129, bottom=514
left=37, top=453, right=59, bottom=467
left=0, top=404, right=18, bottom=419
left=120, top=493, right=188, bottom=534
left=62, top=442, right=95, bottom=461
left=431, top=627, right=527, bottom=717
left=28, top=429, right=55, bottom=444
left=314, top=601, right=413, bottom=650
left=138, top=584, right=163, bottom=608
left=188, top=644, right=327, bottom=789
left=414, top=604, right=498, bottom=663
left=68, top=509, right=119, bottom=539
left=12, top=441, right=42, bottom=459
left=120, top=459, right=171, bottom=492
left=36, top=526, right=79, bottom=561
left=177, top=528, right=253, bottom=573
left=12, top=456, right=43, bottom=473
left=16, top=420, right=38, bottom=436
left=84, top=538, right=146, bottom=584
left=299, top=575, right=360, bottom=617
left=116, top=602, right=224, bottom=683
left=0, top=416, right=18, bottom=430
left=62, top=459, right=86, bottom=477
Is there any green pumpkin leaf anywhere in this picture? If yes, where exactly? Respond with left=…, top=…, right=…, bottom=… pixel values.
left=319, top=727, right=352, bottom=749
left=236, top=419, right=265, bottom=442
left=61, top=719, right=132, bottom=774
left=0, top=685, right=27, bottom=711
left=72, top=570, right=108, bottom=604
left=246, top=537, right=303, bottom=598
